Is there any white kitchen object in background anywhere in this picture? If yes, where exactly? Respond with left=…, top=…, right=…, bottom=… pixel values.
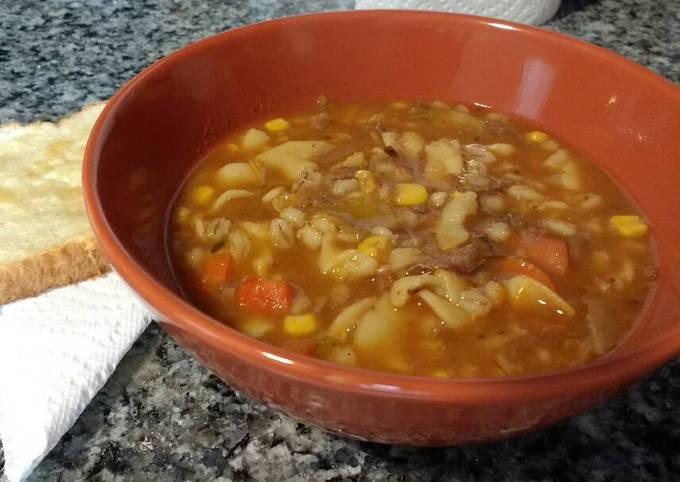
left=355, top=0, right=562, bottom=25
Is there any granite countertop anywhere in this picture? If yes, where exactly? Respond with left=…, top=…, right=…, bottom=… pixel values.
left=1, top=0, right=679, bottom=480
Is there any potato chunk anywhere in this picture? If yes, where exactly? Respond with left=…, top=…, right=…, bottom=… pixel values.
left=254, top=140, right=332, bottom=181
left=504, top=275, right=575, bottom=318
left=381, top=131, right=424, bottom=161
left=216, top=162, right=261, bottom=188
left=242, top=128, right=270, bottom=150
left=424, top=139, right=463, bottom=179
left=353, top=296, right=409, bottom=372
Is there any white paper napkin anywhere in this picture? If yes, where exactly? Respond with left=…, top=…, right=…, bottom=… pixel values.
left=355, top=0, right=562, bottom=25
left=0, top=272, right=151, bottom=482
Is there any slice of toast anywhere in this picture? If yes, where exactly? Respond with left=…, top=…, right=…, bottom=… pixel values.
left=0, top=103, right=110, bottom=304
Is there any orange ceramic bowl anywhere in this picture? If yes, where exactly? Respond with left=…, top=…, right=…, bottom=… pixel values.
left=83, top=11, right=680, bottom=445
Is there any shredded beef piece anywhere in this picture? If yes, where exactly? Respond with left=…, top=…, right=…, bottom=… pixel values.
left=383, top=146, right=399, bottom=158
left=567, top=233, right=591, bottom=263
left=320, top=144, right=361, bottom=166
left=481, top=119, right=522, bottom=143
left=407, top=237, right=500, bottom=275
left=460, top=177, right=513, bottom=194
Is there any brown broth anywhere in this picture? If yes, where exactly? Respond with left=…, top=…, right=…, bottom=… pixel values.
left=168, top=99, right=655, bottom=378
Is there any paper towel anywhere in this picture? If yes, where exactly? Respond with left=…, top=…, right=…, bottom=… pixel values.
left=0, top=273, right=150, bottom=482
left=355, top=0, right=562, bottom=25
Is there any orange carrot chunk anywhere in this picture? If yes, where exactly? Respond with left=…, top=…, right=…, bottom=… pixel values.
left=494, top=256, right=556, bottom=290
left=237, top=276, right=295, bottom=315
left=518, top=233, right=569, bottom=276
left=202, top=253, right=233, bottom=287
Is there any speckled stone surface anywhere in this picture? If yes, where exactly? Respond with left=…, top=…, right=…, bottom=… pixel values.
left=1, top=1, right=679, bottom=480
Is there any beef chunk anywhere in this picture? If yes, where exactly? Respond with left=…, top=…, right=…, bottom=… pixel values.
left=407, top=237, right=499, bottom=275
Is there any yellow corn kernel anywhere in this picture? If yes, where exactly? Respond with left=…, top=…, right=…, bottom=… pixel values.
left=226, top=143, right=239, bottom=153
left=610, top=215, right=648, bottom=238
left=283, top=313, right=318, bottom=336
left=526, top=131, right=549, bottom=144
left=190, top=185, right=214, bottom=206
left=265, top=118, right=290, bottom=132
left=355, top=170, right=377, bottom=193
left=394, top=183, right=428, bottom=206
left=357, top=235, right=390, bottom=261
left=390, top=101, right=409, bottom=110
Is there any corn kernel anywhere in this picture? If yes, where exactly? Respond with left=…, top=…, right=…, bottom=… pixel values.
left=526, top=131, right=549, bottom=144
left=226, top=143, right=239, bottom=153
left=390, top=101, right=409, bottom=110
left=610, top=215, right=648, bottom=238
left=355, top=170, right=377, bottom=193
left=283, top=313, right=318, bottom=336
left=394, top=183, right=428, bottom=206
left=265, top=118, right=290, bottom=132
left=190, top=185, right=214, bottom=206
left=357, top=235, right=390, bottom=261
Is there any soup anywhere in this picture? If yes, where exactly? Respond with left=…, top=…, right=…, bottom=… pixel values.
left=168, top=98, right=654, bottom=378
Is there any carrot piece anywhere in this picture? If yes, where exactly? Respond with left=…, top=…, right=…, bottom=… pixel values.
left=494, top=256, right=556, bottom=290
left=202, top=253, right=233, bottom=287
left=237, top=276, right=295, bottom=315
left=518, top=233, right=569, bottom=276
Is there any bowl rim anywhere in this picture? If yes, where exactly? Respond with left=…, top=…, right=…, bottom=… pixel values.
left=84, top=9, right=680, bottom=405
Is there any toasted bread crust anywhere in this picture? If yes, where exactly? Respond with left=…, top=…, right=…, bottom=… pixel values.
left=0, top=236, right=110, bottom=304
left=0, top=102, right=109, bottom=304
